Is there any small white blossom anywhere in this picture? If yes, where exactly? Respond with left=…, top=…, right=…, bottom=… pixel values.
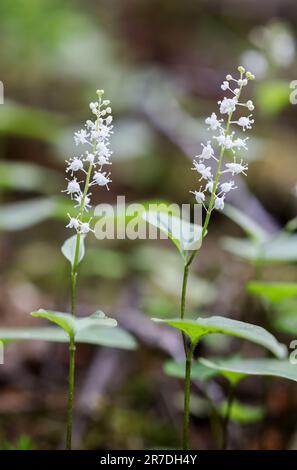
left=192, top=162, right=212, bottom=180
left=191, top=66, right=255, bottom=215
left=63, top=178, right=82, bottom=198
left=66, top=216, right=80, bottom=230
left=219, top=97, right=237, bottom=115
left=224, top=160, right=248, bottom=176
left=220, top=180, right=237, bottom=193
left=66, top=157, right=84, bottom=174
left=191, top=190, right=205, bottom=204
left=205, top=180, right=215, bottom=194
left=74, top=129, right=89, bottom=145
left=205, top=113, right=222, bottom=131
left=235, top=115, right=254, bottom=131
left=74, top=193, right=92, bottom=211
left=196, top=142, right=215, bottom=160
left=80, top=222, right=94, bottom=234
left=221, top=81, right=229, bottom=91
left=214, top=195, right=225, bottom=211
left=92, top=171, right=112, bottom=189
left=64, top=89, right=114, bottom=232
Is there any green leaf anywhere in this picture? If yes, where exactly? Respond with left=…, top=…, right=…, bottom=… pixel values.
left=200, top=357, right=297, bottom=383
left=61, top=234, right=85, bottom=267
left=0, top=325, right=136, bottom=350
left=164, top=359, right=217, bottom=381
left=0, top=198, right=57, bottom=231
left=219, top=399, right=265, bottom=424
left=247, top=281, right=297, bottom=303
left=31, top=309, right=117, bottom=339
left=142, top=210, right=203, bottom=258
left=153, top=316, right=286, bottom=358
left=255, top=80, right=290, bottom=116
left=223, top=204, right=269, bottom=242
left=222, top=233, right=297, bottom=264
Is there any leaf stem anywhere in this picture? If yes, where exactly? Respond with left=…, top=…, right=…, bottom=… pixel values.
left=182, top=342, right=195, bottom=450
left=180, top=263, right=189, bottom=354
left=66, top=336, right=76, bottom=450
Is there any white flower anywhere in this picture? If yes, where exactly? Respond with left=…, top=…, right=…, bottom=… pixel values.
left=66, top=157, right=84, bottom=174
left=205, top=113, right=222, bottom=131
left=219, top=97, right=237, bottom=115
left=233, top=137, right=248, bottom=150
left=66, top=216, right=80, bottom=230
left=224, top=160, right=248, bottom=176
left=74, top=129, right=89, bottom=145
left=63, top=178, right=81, bottom=198
left=214, top=195, right=225, bottom=210
left=80, top=222, right=94, bottom=234
left=191, top=67, right=255, bottom=215
left=214, top=133, right=234, bottom=149
left=85, top=152, right=95, bottom=164
left=63, top=89, right=114, bottom=232
left=221, top=81, right=229, bottom=91
left=98, top=155, right=111, bottom=166
left=205, top=180, right=214, bottom=194
left=246, top=100, right=254, bottom=111
left=74, top=193, right=92, bottom=211
left=192, top=162, right=212, bottom=180
left=92, top=171, right=112, bottom=188
left=196, top=142, right=215, bottom=160
left=97, top=141, right=112, bottom=159
left=191, top=190, right=205, bottom=204
left=235, top=115, right=254, bottom=131
left=220, top=180, right=237, bottom=193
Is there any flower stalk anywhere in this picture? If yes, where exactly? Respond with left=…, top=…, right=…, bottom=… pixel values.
left=63, top=89, right=114, bottom=449
left=180, top=66, right=255, bottom=449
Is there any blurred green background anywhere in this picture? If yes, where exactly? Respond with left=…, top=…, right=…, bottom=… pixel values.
left=1, top=0, right=297, bottom=450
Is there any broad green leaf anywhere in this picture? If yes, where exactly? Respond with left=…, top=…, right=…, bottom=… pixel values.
left=0, top=198, right=57, bottom=231
left=0, top=100, right=63, bottom=142
left=31, top=309, right=117, bottom=339
left=219, top=399, right=265, bottom=424
left=61, top=234, right=86, bottom=267
left=0, top=326, right=136, bottom=350
left=0, top=162, right=63, bottom=193
left=247, top=281, right=297, bottom=303
left=153, top=316, right=286, bottom=358
left=164, top=360, right=217, bottom=381
left=223, top=204, right=269, bottom=242
left=0, top=327, right=68, bottom=344
left=142, top=210, right=203, bottom=258
left=199, top=357, right=297, bottom=383
left=222, top=233, right=297, bottom=264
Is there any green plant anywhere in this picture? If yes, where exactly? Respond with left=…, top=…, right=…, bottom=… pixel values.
left=142, top=67, right=287, bottom=449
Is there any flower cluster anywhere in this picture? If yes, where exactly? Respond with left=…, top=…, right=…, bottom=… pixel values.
left=191, top=66, right=255, bottom=212
left=63, top=90, right=113, bottom=234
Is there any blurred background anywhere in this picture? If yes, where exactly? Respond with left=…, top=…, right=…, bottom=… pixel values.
left=1, top=0, right=297, bottom=450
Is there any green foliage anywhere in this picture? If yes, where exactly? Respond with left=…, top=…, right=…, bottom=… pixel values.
left=222, top=206, right=297, bottom=265
left=31, top=309, right=117, bottom=339
left=255, top=80, right=290, bottom=116
left=200, top=357, right=297, bottom=383
left=164, top=359, right=217, bottom=381
left=219, top=400, right=265, bottom=424
left=153, top=316, right=286, bottom=358
left=0, top=323, right=137, bottom=350
left=142, top=210, right=203, bottom=260
left=247, top=281, right=297, bottom=303
left=61, top=235, right=86, bottom=268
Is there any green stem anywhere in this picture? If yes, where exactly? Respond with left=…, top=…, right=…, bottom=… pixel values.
left=180, top=264, right=189, bottom=354
left=66, top=336, right=76, bottom=450
left=182, top=343, right=195, bottom=450
left=221, top=383, right=235, bottom=450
